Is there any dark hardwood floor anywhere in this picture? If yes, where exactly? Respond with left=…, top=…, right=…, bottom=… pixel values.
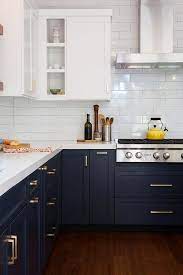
left=44, top=232, right=183, bottom=275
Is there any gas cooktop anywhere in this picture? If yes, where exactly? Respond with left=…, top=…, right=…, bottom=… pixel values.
left=118, top=139, right=183, bottom=144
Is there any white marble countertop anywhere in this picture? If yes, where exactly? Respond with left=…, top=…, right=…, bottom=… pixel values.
left=0, top=141, right=116, bottom=197
left=30, top=140, right=116, bottom=150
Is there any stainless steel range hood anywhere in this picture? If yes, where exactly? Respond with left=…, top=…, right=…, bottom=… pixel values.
left=116, top=0, right=183, bottom=69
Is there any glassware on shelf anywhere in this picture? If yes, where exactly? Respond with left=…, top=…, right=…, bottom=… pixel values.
left=52, top=26, right=61, bottom=43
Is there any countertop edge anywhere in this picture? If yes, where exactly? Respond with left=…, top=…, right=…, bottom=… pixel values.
left=0, top=148, right=62, bottom=197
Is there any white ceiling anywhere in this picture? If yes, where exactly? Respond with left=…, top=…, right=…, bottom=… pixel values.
left=36, top=0, right=111, bottom=8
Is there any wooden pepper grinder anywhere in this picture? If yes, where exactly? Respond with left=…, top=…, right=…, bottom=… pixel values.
left=93, top=105, right=100, bottom=140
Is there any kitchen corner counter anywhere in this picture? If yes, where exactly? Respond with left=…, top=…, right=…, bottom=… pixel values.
left=0, top=147, right=61, bottom=197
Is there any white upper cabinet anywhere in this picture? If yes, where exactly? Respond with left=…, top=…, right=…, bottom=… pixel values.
left=38, top=9, right=112, bottom=101
left=66, top=16, right=111, bottom=100
left=0, top=0, right=38, bottom=97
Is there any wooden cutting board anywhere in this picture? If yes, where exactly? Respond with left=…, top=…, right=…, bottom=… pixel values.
left=77, top=139, right=99, bottom=143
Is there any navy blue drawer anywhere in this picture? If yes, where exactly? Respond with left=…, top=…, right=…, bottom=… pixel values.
left=115, top=175, right=183, bottom=197
left=115, top=200, right=183, bottom=226
left=115, top=163, right=183, bottom=176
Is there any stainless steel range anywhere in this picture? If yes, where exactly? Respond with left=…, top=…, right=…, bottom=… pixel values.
left=116, top=139, right=183, bottom=163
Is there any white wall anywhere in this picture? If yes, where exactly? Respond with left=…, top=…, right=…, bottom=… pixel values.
left=1, top=0, right=183, bottom=141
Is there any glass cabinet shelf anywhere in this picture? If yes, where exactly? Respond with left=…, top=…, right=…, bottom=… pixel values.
left=47, top=69, right=65, bottom=73
left=47, top=43, right=65, bottom=48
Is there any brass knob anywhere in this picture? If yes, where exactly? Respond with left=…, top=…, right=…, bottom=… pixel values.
left=30, top=197, right=39, bottom=204
left=30, top=180, right=38, bottom=186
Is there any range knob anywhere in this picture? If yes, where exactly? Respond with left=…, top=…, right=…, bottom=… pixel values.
left=153, top=152, right=160, bottom=160
left=125, top=152, right=133, bottom=159
left=163, top=152, right=170, bottom=160
left=135, top=152, right=142, bottom=159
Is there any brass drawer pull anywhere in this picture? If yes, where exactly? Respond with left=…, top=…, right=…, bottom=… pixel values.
left=150, top=184, right=173, bottom=187
left=150, top=210, right=174, bottom=214
left=42, top=166, right=48, bottom=171
left=30, top=197, right=39, bottom=204
left=47, top=197, right=57, bottom=206
left=30, top=180, right=38, bottom=186
left=47, top=201, right=56, bottom=206
left=46, top=233, right=55, bottom=238
left=47, top=171, right=56, bottom=175
left=46, top=226, right=56, bottom=237
left=97, top=152, right=108, bottom=155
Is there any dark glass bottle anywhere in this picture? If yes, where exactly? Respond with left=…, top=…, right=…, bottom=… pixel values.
left=84, top=114, right=92, bottom=140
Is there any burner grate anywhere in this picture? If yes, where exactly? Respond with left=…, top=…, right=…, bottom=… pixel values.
left=118, top=139, right=183, bottom=144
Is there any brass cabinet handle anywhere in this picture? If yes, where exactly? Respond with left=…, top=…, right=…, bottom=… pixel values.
left=30, top=180, right=38, bottom=186
left=11, top=236, right=17, bottom=261
left=5, top=238, right=15, bottom=265
left=84, top=156, right=88, bottom=167
left=30, top=197, right=39, bottom=204
left=47, top=169, right=56, bottom=175
left=150, top=184, right=173, bottom=187
left=46, top=226, right=56, bottom=237
left=150, top=210, right=174, bottom=214
left=46, top=233, right=55, bottom=238
left=96, top=152, right=108, bottom=155
left=47, top=201, right=56, bottom=206
left=47, top=197, right=57, bottom=206
left=42, top=166, right=48, bottom=171
left=5, top=235, right=17, bottom=265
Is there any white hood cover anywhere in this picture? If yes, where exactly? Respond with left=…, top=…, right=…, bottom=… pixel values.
left=116, top=0, right=183, bottom=68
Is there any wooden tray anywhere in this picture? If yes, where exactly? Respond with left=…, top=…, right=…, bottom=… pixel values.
left=4, top=143, right=31, bottom=149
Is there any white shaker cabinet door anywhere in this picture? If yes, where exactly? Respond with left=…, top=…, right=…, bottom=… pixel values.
left=66, top=17, right=111, bottom=101
left=24, top=0, right=38, bottom=97
left=0, top=0, right=38, bottom=97
left=24, top=0, right=32, bottom=95
left=0, top=0, right=23, bottom=96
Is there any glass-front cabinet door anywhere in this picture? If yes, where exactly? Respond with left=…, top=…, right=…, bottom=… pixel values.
left=39, top=16, right=66, bottom=99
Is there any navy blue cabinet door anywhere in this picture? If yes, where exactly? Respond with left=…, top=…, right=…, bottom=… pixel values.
left=90, top=150, right=115, bottom=224
left=62, top=150, right=90, bottom=225
left=8, top=206, right=28, bottom=275
left=0, top=230, right=8, bottom=275
left=28, top=197, right=41, bottom=275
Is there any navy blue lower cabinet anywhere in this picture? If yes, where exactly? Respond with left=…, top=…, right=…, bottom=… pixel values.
left=90, top=150, right=115, bottom=225
left=8, top=206, right=28, bottom=275
left=0, top=230, right=8, bottom=275
left=62, top=150, right=90, bottom=225
left=115, top=200, right=183, bottom=226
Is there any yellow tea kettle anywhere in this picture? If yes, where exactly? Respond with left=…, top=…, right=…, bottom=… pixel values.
left=146, top=118, right=168, bottom=140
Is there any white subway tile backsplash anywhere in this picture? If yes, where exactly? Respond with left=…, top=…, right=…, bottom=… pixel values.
left=112, top=22, right=130, bottom=32
left=131, top=73, right=166, bottom=82
left=1, top=1, right=183, bottom=140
